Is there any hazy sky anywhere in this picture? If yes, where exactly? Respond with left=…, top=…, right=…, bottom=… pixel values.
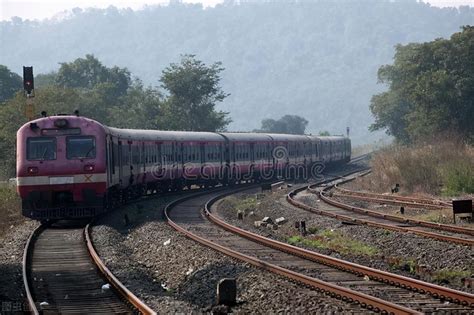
left=1, top=0, right=473, bottom=21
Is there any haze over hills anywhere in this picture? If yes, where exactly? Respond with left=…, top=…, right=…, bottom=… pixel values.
left=1, top=0, right=473, bottom=143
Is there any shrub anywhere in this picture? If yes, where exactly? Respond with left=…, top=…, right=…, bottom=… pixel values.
left=0, top=185, right=23, bottom=236
left=364, top=137, right=474, bottom=196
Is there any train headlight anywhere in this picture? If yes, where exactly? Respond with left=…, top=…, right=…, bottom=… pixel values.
left=54, top=119, right=68, bottom=128
left=84, top=165, right=95, bottom=172
left=27, top=167, right=38, bottom=175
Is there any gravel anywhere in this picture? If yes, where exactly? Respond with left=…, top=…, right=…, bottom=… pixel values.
left=91, top=194, right=370, bottom=313
left=0, top=220, right=39, bottom=307
left=215, top=185, right=473, bottom=292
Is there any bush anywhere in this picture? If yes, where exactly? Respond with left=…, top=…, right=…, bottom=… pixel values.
left=365, top=137, right=474, bottom=196
left=441, top=161, right=474, bottom=196
left=0, top=185, right=23, bottom=237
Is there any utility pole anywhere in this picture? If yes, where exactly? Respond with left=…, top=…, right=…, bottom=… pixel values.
left=23, top=66, right=35, bottom=120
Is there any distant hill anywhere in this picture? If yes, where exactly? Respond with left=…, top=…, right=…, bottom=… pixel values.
left=1, top=0, right=473, bottom=143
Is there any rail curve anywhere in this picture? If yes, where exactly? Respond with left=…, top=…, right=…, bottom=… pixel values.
left=286, top=171, right=474, bottom=246
left=165, top=185, right=474, bottom=314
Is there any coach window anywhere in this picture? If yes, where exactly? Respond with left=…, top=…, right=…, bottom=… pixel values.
left=27, top=137, right=57, bottom=160
left=66, top=136, right=96, bottom=159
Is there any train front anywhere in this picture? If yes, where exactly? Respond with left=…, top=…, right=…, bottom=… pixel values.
left=16, top=115, right=107, bottom=220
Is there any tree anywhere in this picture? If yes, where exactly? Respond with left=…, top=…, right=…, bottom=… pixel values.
left=260, top=118, right=288, bottom=133
left=280, top=115, right=309, bottom=135
left=370, top=26, right=474, bottom=143
left=318, top=131, right=330, bottom=136
left=0, top=65, right=22, bottom=103
left=55, top=54, right=131, bottom=99
left=35, top=72, right=57, bottom=88
left=258, top=115, right=308, bottom=134
left=110, top=79, right=163, bottom=129
left=159, top=55, right=231, bottom=131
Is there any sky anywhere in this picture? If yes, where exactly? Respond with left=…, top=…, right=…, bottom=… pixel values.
left=0, top=0, right=473, bottom=21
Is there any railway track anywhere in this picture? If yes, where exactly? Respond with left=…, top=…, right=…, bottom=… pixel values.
left=165, top=184, right=474, bottom=314
left=333, top=186, right=451, bottom=210
left=23, top=221, right=155, bottom=314
left=286, top=170, right=474, bottom=246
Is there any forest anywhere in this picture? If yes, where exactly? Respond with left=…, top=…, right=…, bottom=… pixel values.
left=1, top=0, right=473, bottom=145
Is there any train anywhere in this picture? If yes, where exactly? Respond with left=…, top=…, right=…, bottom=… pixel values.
left=17, top=114, right=351, bottom=220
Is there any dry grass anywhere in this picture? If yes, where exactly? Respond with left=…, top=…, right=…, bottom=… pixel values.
left=357, top=138, right=474, bottom=197
left=0, top=184, right=24, bottom=237
left=288, top=229, right=379, bottom=257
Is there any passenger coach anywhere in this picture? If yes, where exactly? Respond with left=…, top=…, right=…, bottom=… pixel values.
left=17, top=115, right=350, bottom=220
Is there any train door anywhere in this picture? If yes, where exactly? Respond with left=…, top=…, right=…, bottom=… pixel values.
left=179, top=142, right=184, bottom=175
left=127, top=142, right=132, bottom=185
left=172, top=142, right=177, bottom=179
left=106, top=136, right=113, bottom=186
left=200, top=143, right=206, bottom=164
left=118, top=140, right=123, bottom=185
left=329, top=142, right=333, bottom=162
left=156, top=142, right=163, bottom=178
left=142, top=142, right=146, bottom=175
left=250, top=143, right=255, bottom=163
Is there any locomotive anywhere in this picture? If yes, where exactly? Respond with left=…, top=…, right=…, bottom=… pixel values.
left=17, top=115, right=350, bottom=220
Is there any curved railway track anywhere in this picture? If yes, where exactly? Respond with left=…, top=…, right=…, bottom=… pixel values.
left=23, top=221, right=155, bottom=314
left=165, top=184, right=474, bottom=314
left=286, top=171, right=474, bottom=246
left=333, top=186, right=452, bottom=210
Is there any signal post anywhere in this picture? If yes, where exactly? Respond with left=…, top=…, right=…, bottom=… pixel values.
left=23, top=66, right=35, bottom=120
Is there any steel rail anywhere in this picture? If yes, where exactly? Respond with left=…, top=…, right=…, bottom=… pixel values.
left=320, top=193, right=473, bottom=245
left=334, top=190, right=448, bottom=210
left=23, top=222, right=155, bottom=314
left=325, top=189, right=474, bottom=236
left=206, top=191, right=474, bottom=308
left=164, top=187, right=422, bottom=314
left=287, top=174, right=473, bottom=246
left=22, top=224, right=44, bottom=315
left=85, top=223, right=156, bottom=315
left=315, top=176, right=474, bottom=237
left=334, top=186, right=452, bottom=208
left=318, top=185, right=474, bottom=239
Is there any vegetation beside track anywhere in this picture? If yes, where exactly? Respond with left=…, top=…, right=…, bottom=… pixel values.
left=288, top=229, right=379, bottom=257
left=356, top=139, right=474, bottom=196
left=0, top=185, right=23, bottom=237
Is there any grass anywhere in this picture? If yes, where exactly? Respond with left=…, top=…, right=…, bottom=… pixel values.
left=388, top=257, right=418, bottom=275
left=432, top=269, right=471, bottom=286
left=361, top=137, right=474, bottom=196
left=307, top=226, right=319, bottom=234
left=288, top=229, right=378, bottom=257
left=412, top=209, right=452, bottom=224
left=0, top=184, right=24, bottom=237
left=387, top=257, right=472, bottom=286
left=225, top=195, right=259, bottom=216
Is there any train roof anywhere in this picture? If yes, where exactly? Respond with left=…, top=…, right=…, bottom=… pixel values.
left=106, top=127, right=225, bottom=142
left=316, top=136, right=348, bottom=141
left=266, top=133, right=312, bottom=142
left=219, top=132, right=273, bottom=142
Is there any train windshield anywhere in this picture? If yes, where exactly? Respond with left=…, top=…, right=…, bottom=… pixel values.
left=67, top=136, right=96, bottom=159
left=27, top=137, right=57, bottom=160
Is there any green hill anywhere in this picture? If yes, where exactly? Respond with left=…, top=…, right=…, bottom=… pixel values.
left=1, top=0, right=472, bottom=143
